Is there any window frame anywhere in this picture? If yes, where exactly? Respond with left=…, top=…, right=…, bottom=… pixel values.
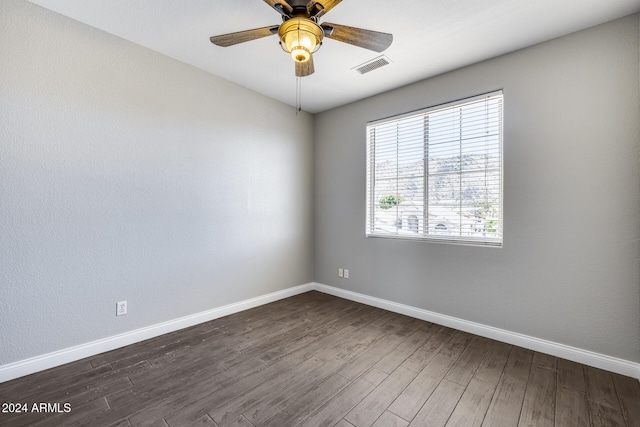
left=365, top=90, right=504, bottom=247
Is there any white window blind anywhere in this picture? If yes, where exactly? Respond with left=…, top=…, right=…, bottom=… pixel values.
left=366, top=91, right=503, bottom=246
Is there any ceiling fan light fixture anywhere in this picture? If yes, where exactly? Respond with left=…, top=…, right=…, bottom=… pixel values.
left=278, top=17, right=323, bottom=63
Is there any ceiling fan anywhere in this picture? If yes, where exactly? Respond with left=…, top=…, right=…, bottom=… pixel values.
left=210, top=0, right=393, bottom=77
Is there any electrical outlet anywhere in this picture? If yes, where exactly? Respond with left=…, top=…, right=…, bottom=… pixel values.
left=344, top=269, right=349, bottom=279
left=338, top=268, right=344, bottom=278
left=116, top=301, right=127, bottom=316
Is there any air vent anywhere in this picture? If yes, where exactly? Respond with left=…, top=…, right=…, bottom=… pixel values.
left=352, top=55, right=392, bottom=75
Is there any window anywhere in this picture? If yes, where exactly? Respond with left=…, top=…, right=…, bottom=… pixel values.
left=366, top=91, right=503, bottom=246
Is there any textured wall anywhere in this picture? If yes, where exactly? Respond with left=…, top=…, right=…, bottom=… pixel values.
left=0, top=0, right=314, bottom=364
left=314, top=15, right=640, bottom=362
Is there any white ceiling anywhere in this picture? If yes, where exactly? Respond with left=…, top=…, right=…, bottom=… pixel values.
left=29, top=0, right=640, bottom=113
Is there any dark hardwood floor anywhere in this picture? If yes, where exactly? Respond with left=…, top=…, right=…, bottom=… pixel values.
left=1, top=291, right=638, bottom=426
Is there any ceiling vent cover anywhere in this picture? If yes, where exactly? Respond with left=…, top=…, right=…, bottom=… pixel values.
left=353, top=55, right=392, bottom=74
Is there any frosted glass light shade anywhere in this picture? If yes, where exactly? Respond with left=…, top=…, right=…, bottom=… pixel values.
left=279, top=18, right=323, bottom=63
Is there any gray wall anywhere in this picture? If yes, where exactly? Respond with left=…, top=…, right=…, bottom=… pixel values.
left=314, top=15, right=640, bottom=362
left=0, top=0, right=314, bottom=365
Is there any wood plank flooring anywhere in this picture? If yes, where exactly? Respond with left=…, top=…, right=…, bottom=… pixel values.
left=0, top=291, right=638, bottom=427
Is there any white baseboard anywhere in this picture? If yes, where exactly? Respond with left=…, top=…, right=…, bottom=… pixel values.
left=313, top=283, right=640, bottom=379
left=0, top=283, right=314, bottom=383
left=2, top=282, right=638, bottom=383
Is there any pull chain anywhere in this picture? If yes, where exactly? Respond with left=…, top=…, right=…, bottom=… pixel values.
left=295, top=76, right=302, bottom=114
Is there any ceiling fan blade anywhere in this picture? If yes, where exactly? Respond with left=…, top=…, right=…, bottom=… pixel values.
left=295, top=56, right=315, bottom=77
left=210, top=26, right=279, bottom=47
left=263, top=0, right=293, bottom=16
left=321, top=23, right=392, bottom=52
